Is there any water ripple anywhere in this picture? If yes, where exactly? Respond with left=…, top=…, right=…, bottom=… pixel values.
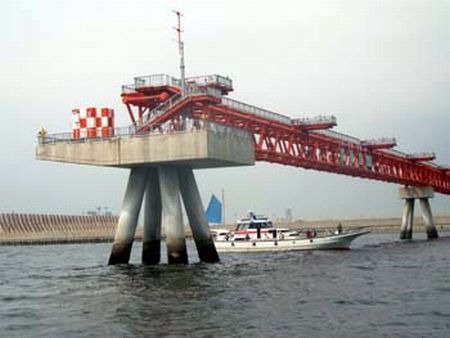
left=0, top=232, right=449, bottom=337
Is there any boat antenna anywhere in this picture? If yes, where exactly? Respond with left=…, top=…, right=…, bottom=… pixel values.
left=173, top=10, right=186, bottom=96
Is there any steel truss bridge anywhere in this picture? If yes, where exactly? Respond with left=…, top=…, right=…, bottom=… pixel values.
left=121, top=73, right=450, bottom=194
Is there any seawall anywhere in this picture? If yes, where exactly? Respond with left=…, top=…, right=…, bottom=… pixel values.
left=0, top=213, right=119, bottom=245
left=286, top=215, right=450, bottom=233
left=2, top=213, right=450, bottom=245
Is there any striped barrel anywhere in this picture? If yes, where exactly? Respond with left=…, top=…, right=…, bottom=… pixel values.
left=71, top=107, right=114, bottom=139
left=86, top=107, right=97, bottom=138
left=72, top=109, right=80, bottom=139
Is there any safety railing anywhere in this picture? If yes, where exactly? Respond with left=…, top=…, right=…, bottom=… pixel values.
left=313, top=129, right=362, bottom=145
left=406, top=152, right=436, bottom=161
left=315, top=130, right=412, bottom=159
left=433, top=163, right=449, bottom=170
left=361, top=137, right=396, bottom=147
left=186, top=74, right=233, bottom=90
left=141, top=92, right=183, bottom=124
left=124, top=74, right=234, bottom=96
left=37, top=120, right=252, bottom=145
left=141, top=84, right=223, bottom=125
left=121, top=84, right=137, bottom=94
left=221, top=97, right=292, bottom=125
left=382, top=149, right=408, bottom=158
left=134, top=74, right=181, bottom=89
left=292, top=115, right=337, bottom=126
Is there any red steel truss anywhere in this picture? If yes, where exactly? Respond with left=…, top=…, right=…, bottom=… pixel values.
left=121, top=76, right=450, bottom=195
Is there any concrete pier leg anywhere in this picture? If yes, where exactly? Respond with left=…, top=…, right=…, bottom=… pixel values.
left=159, top=165, right=188, bottom=264
left=400, top=199, right=414, bottom=240
left=399, top=186, right=436, bottom=240
left=419, top=198, right=439, bottom=239
left=178, top=167, right=220, bottom=263
left=142, top=168, right=162, bottom=265
left=108, top=168, right=148, bottom=265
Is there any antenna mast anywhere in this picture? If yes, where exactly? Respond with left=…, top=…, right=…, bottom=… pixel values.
left=173, top=10, right=186, bottom=95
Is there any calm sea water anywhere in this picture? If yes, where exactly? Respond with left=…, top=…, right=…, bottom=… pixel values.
left=1, top=232, right=450, bottom=338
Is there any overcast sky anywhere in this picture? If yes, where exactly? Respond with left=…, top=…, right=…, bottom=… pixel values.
left=0, top=0, right=449, bottom=221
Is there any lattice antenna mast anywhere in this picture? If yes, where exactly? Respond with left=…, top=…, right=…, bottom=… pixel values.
left=173, top=10, right=186, bottom=96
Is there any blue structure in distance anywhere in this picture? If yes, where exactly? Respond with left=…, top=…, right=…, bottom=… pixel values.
left=205, top=194, right=222, bottom=224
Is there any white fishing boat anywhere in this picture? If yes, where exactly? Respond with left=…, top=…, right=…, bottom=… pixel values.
left=212, top=213, right=370, bottom=253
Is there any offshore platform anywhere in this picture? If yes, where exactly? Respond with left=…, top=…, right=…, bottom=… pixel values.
left=36, top=13, right=449, bottom=264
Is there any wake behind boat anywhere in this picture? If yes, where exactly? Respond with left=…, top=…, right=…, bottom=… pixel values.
left=213, top=213, right=370, bottom=253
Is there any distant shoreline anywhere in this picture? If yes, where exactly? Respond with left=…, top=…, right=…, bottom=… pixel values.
left=1, top=213, right=449, bottom=246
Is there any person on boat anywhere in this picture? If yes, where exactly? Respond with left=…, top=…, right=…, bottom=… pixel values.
left=312, top=228, right=317, bottom=237
left=305, top=229, right=312, bottom=239
left=336, top=223, right=343, bottom=235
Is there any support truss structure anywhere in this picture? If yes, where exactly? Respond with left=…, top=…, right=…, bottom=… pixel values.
left=121, top=74, right=450, bottom=194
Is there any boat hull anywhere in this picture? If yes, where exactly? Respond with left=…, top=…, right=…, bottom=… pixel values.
left=214, top=230, right=370, bottom=253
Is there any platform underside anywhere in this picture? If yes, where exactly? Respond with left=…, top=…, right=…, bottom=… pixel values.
left=36, top=128, right=255, bottom=169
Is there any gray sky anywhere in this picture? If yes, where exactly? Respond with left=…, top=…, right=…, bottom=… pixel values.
left=0, top=0, right=449, bottom=221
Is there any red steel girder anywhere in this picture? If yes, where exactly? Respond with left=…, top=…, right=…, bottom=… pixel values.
left=209, top=104, right=450, bottom=194
left=130, top=96, right=450, bottom=195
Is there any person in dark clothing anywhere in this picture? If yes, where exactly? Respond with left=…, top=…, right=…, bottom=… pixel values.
left=305, top=230, right=312, bottom=239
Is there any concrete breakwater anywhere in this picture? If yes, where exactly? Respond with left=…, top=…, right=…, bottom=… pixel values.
left=0, top=213, right=119, bottom=245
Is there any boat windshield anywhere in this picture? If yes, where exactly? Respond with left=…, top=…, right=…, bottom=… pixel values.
left=235, top=221, right=273, bottom=231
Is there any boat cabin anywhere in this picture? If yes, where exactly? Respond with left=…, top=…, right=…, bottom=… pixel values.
left=235, top=216, right=273, bottom=231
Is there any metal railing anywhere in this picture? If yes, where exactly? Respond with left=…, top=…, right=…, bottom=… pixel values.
left=313, top=129, right=361, bottom=145
left=314, top=130, right=410, bottom=158
left=361, top=137, right=396, bottom=146
left=186, top=74, right=233, bottom=90
left=382, top=148, right=408, bottom=158
left=141, top=84, right=224, bottom=125
left=38, top=125, right=137, bottom=144
left=222, top=97, right=292, bottom=125
left=123, top=74, right=234, bottom=95
left=406, top=152, right=436, bottom=160
left=141, top=93, right=183, bottom=125
left=134, top=74, right=181, bottom=89
left=121, top=84, right=137, bottom=94
left=37, top=120, right=252, bottom=145
left=292, top=115, right=337, bottom=126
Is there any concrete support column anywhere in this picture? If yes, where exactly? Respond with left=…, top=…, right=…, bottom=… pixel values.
left=159, top=165, right=188, bottom=264
left=178, top=167, right=220, bottom=263
left=142, top=168, right=162, bottom=265
left=109, top=168, right=148, bottom=265
left=419, top=198, right=439, bottom=239
left=400, top=199, right=414, bottom=240
left=398, top=186, right=438, bottom=240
